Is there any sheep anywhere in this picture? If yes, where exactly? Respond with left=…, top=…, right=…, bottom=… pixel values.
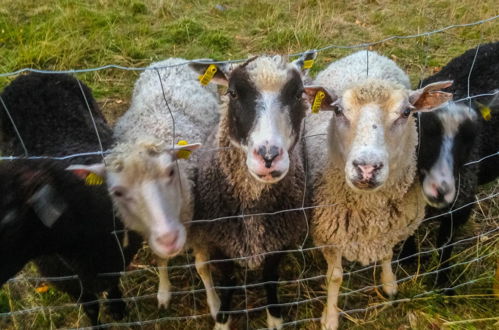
left=188, top=51, right=316, bottom=329
left=399, top=42, right=499, bottom=291
left=67, top=58, right=220, bottom=309
left=0, top=72, right=141, bottom=326
left=0, top=159, right=142, bottom=326
left=303, top=50, right=453, bottom=329
left=418, top=41, right=499, bottom=185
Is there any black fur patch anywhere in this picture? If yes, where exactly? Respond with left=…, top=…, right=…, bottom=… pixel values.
left=452, top=119, right=478, bottom=171
left=226, top=67, right=259, bottom=145
left=280, top=69, right=306, bottom=146
left=418, top=112, right=444, bottom=174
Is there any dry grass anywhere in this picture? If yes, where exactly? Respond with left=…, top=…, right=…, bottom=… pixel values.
left=0, top=0, right=498, bottom=328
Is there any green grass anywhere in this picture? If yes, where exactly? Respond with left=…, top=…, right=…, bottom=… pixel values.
left=0, top=0, right=498, bottom=328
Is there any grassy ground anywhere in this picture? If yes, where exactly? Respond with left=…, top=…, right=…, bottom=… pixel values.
left=0, top=0, right=498, bottom=329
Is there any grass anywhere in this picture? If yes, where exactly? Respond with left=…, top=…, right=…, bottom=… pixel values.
left=0, top=0, right=498, bottom=328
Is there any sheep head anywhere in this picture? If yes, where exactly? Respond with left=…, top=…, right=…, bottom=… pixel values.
left=190, top=50, right=316, bottom=184
left=418, top=102, right=478, bottom=208
left=67, top=138, right=201, bottom=259
left=305, top=79, right=453, bottom=192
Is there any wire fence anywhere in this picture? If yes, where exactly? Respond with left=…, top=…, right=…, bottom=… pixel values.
left=0, top=13, right=498, bottom=330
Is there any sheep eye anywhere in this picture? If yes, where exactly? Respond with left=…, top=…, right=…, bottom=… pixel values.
left=296, top=89, right=304, bottom=100
left=402, top=107, right=412, bottom=118
left=112, top=187, right=126, bottom=198
left=227, top=89, right=237, bottom=99
left=167, top=168, right=175, bottom=178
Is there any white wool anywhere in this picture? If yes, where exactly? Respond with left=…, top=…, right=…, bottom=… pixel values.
left=306, top=50, right=425, bottom=263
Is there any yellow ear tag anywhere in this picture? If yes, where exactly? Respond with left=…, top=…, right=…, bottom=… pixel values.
left=480, top=105, right=492, bottom=121
left=303, top=59, right=314, bottom=70
left=198, top=64, right=218, bottom=86
left=311, top=90, right=325, bottom=114
left=85, top=173, right=104, bottom=186
left=176, top=140, right=191, bottom=159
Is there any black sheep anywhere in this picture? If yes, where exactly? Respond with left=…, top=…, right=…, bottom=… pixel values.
left=401, top=42, right=499, bottom=291
left=0, top=73, right=141, bottom=325
left=0, top=159, right=142, bottom=325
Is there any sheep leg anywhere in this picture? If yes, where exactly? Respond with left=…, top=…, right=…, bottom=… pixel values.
left=321, top=248, right=343, bottom=330
left=105, top=284, right=127, bottom=321
left=380, top=251, right=397, bottom=297
left=194, top=250, right=221, bottom=320
left=214, top=259, right=236, bottom=330
left=156, top=257, right=172, bottom=309
left=434, top=205, right=471, bottom=293
left=263, top=253, right=283, bottom=330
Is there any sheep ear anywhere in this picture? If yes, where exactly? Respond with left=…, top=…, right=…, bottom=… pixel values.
left=409, top=80, right=453, bottom=112
left=170, top=143, right=202, bottom=160
left=28, top=184, right=68, bottom=228
left=66, top=163, right=107, bottom=180
left=303, top=85, right=338, bottom=112
left=189, top=60, right=231, bottom=86
left=292, top=49, right=318, bottom=76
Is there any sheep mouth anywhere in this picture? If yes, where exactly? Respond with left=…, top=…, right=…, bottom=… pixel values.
left=349, top=178, right=382, bottom=191
left=249, top=169, right=286, bottom=184
left=423, top=193, right=450, bottom=209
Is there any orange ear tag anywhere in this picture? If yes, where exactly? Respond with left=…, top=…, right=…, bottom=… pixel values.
left=198, top=64, right=217, bottom=86
left=176, top=140, right=192, bottom=159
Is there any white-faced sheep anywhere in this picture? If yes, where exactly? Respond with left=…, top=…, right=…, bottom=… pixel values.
left=69, top=58, right=220, bottom=309
left=0, top=73, right=142, bottom=326
left=400, top=42, right=499, bottom=291
left=188, top=51, right=316, bottom=330
left=304, top=51, right=452, bottom=329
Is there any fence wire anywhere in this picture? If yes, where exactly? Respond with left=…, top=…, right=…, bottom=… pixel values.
left=0, top=13, right=498, bottom=330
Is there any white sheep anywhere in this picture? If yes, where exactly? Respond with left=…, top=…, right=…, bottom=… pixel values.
left=303, top=50, right=453, bottom=329
left=68, top=58, right=220, bottom=309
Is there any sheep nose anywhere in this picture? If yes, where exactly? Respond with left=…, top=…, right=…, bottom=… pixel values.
left=436, top=181, right=450, bottom=197
left=353, top=161, right=384, bottom=181
left=155, top=230, right=179, bottom=248
left=255, top=145, right=282, bottom=169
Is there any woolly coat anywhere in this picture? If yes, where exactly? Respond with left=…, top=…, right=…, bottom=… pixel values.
left=0, top=73, right=112, bottom=164
left=420, top=41, right=499, bottom=185
left=112, top=58, right=220, bottom=225
left=306, top=51, right=426, bottom=265
left=191, top=97, right=307, bottom=270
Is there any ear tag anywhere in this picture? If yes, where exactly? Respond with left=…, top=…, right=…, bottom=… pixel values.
left=28, top=184, right=67, bottom=228
left=479, top=105, right=492, bottom=121
left=176, top=140, right=191, bottom=159
left=35, top=283, right=50, bottom=293
left=303, top=59, right=315, bottom=70
left=311, top=90, right=325, bottom=114
left=198, top=64, right=217, bottom=86
left=85, top=173, right=104, bottom=186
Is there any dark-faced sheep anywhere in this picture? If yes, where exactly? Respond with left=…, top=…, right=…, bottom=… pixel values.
left=400, top=42, right=499, bottom=291
left=189, top=51, right=316, bottom=330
